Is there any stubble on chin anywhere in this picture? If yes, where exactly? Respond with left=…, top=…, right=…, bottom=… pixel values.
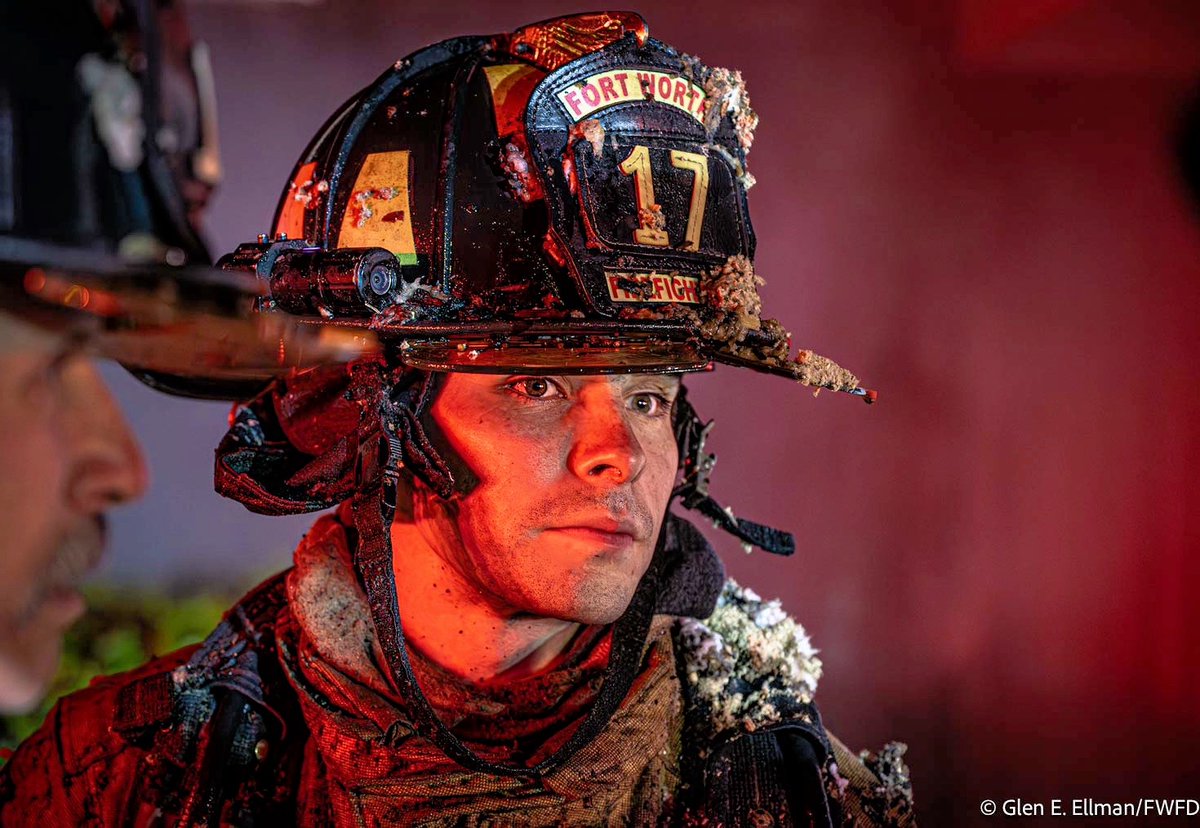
left=507, top=532, right=659, bottom=625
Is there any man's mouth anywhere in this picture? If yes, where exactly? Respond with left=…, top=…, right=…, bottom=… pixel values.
left=543, top=515, right=647, bottom=551
left=21, top=517, right=107, bottom=627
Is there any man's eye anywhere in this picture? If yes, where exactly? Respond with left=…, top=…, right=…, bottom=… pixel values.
left=19, top=347, right=77, bottom=401
left=506, top=377, right=563, bottom=400
left=629, top=393, right=669, bottom=416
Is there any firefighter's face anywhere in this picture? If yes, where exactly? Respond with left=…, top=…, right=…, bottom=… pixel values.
left=0, top=319, right=147, bottom=713
left=417, top=372, right=680, bottom=625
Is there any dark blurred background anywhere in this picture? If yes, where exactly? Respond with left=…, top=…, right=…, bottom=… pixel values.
left=91, top=0, right=1200, bottom=823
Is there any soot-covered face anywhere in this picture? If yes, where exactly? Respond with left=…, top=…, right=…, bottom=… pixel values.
left=420, top=372, right=681, bottom=625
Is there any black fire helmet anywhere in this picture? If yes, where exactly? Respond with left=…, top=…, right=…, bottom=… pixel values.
left=217, top=11, right=873, bottom=401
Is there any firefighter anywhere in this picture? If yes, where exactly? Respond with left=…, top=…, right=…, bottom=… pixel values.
left=0, top=0, right=367, bottom=715
left=1, top=13, right=912, bottom=825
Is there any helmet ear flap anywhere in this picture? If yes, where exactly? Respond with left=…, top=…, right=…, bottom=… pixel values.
left=380, top=370, right=469, bottom=508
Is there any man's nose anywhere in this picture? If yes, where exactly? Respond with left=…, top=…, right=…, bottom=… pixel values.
left=566, top=385, right=646, bottom=486
left=62, top=361, right=149, bottom=513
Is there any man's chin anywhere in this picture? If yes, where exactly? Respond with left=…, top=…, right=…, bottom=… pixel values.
left=0, top=586, right=87, bottom=713
left=563, top=604, right=628, bottom=626
left=549, top=578, right=639, bottom=626
left=0, top=626, right=66, bottom=715
left=28, top=585, right=88, bottom=630
left=522, top=539, right=654, bottom=625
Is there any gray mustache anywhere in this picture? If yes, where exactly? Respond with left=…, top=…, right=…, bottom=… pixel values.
left=20, top=517, right=107, bottom=624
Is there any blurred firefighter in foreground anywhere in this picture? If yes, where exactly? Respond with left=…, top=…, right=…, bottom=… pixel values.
left=1, top=12, right=913, bottom=826
left=0, top=0, right=217, bottom=714
left=0, top=0, right=369, bottom=715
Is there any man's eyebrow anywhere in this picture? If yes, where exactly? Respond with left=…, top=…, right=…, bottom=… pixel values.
left=617, top=374, right=683, bottom=393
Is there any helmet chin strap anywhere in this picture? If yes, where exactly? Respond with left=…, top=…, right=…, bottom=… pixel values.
left=350, top=363, right=662, bottom=777
left=378, top=371, right=455, bottom=515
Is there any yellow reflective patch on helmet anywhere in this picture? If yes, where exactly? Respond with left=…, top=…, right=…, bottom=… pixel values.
left=337, top=151, right=418, bottom=265
left=483, top=64, right=546, bottom=137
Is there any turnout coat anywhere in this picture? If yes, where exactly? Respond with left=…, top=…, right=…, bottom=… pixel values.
left=0, top=515, right=914, bottom=827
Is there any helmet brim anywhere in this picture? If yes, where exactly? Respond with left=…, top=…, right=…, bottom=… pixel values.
left=367, top=317, right=874, bottom=400
left=1, top=237, right=378, bottom=399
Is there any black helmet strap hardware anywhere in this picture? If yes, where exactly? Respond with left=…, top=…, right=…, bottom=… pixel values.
left=672, top=387, right=796, bottom=556
left=378, top=368, right=455, bottom=510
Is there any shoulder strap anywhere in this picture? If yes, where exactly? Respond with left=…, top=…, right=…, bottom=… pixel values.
left=112, top=573, right=305, bottom=826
